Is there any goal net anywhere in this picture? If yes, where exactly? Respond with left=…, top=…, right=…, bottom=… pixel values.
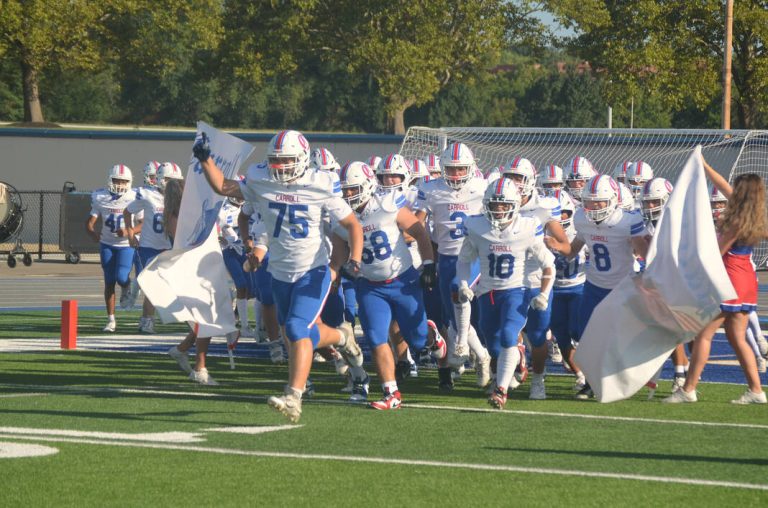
left=400, top=127, right=768, bottom=268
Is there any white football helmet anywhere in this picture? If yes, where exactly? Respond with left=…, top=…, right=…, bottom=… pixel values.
left=709, top=184, right=727, bottom=219
left=641, top=177, right=673, bottom=221
left=367, top=155, right=382, bottom=172
left=612, top=160, right=632, bottom=184
left=377, top=153, right=411, bottom=192
left=143, top=161, right=160, bottom=187
left=539, top=164, right=564, bottom=195
left=156, top=162, right=183, bottom=191
left=339, top=161, right=376, bottom=210
left=617, top=182, right=635, bottom=211
left=554, top=189, right=575, bottom=229
left=410, top=159, right=429, bottom=187
left=564, top=156, right=597, bottom=199
left=310, top=147, right=341, bottom=172
left=581, top=175, right=619, bottom=224
left=503, top=157, right=537, bottom=197
left=483, top=177, right=521, bottom=229
left=440, top=142, right=475, bottom=190
left=485, top=165, right=503, bottom=182
left=108, top=164, right=133, bottom=196
left=627, top=161, right=654, bottom=198
left=267, top=130, right=311, bottom=182
left=425, top=154, right=442, bottom=179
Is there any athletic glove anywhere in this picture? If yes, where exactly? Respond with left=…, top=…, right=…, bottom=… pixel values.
left=457, top=280, right=474, bottom=303
left=192, top=132, right=211, bottom=162
left=530, top=292, right=549, bottom=311
left=341, top=259, right=361, bottom=279
left=419, top=260, right=437, bottom=289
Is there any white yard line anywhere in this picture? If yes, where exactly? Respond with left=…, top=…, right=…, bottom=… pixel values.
left=3, top=383, right=768, bottom=431
left=0, top=433, right=765, bottom=491
left=0, top=392, right=47, bottom=399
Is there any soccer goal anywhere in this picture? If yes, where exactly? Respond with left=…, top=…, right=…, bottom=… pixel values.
left=400, top=126, right=768, bottom=268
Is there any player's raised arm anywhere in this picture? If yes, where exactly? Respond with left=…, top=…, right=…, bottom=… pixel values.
left=193, top=132, right=245, bottom=200
left=701, top=156, right=732, bottom=198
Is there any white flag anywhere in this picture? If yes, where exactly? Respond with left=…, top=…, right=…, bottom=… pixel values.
left=138, top=122, right=255, bottom=338
left=574, top=146, right=737, bottom=402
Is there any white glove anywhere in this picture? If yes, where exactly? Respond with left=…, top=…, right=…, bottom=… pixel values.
left=530, top=292, right=550, bottom=311
left=457, top=280, right=474, bottom=303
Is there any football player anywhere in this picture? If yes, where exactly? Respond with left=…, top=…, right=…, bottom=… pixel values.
left=87, top=164, right=139, bottom=332
left=124, top=162, right=182, bottom=334
left=564, top=156, right=597, bottom=204
left=332, top=161, right=444, bottom=410
left=194, top=129, right=366, bottom=423
left=555, top=175, right=649, bottom=399
left=455, top=178, right=555, bottom=409
left=413, top=142, right=492, bottom=391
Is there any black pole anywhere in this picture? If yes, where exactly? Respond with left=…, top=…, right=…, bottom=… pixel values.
left=38, top=192, right=44, bottom=260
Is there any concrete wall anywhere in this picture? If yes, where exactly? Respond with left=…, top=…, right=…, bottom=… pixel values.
left=1, top=128, right=404, bottom=191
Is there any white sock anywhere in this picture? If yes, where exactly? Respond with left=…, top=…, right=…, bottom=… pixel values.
left=496, top=346, right=521, bottom=390
left=236, top=299, right=249, bottom=330
left=467, top=325, right=487, bottom=360
left=107, top=314, right=115, bottom=322
left=383, top=381, right=398, bottom=394
left=453, top=300, right=471, bottom=349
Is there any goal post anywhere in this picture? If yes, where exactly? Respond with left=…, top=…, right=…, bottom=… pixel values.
left=399, top=126, right=768, bottom=267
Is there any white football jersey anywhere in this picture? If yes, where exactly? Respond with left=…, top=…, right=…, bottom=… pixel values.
left=554, top=226, right=586, bottom=288
left=90, top=188, right=139, bottom=247
left=240, top=163, right=352, bottom=282
left=573, top=207, right=646, bottom=289
left=459, top=214, right=554, bottom=296
left=126, top=187, right=170, bottom=250
left=519, top=190, right=562, bottom=287
left=334, top=192, right=412, bottom=281
left=414, top=177, right=487, bottom=256
left=218, top=201, right=243, bottom=249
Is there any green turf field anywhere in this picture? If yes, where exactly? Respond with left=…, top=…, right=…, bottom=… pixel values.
left=1, top=311, right=767, bottom=506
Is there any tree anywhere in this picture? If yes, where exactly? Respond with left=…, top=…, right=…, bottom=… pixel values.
left=309, top=0, right=508, bottom=134
left=0, top=0, right=112, bottom=123
left=547, top=0, right=768, bottom=128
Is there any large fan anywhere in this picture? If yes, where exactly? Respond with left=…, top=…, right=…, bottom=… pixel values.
left=0, top=181, right=32, bottom=267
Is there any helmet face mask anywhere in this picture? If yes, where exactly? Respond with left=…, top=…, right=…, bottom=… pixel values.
left=504, top=157, right=537, bottom=197
left=107, top=164, right=133, bottom=196
left=340, top=161, right=376, bottom=210
left=440, top=143, right=475, bottom=190
left=267, top=130, right=310, bottom=183
left=582, top=175, right=619, bottom=224
left=156, top=162, right=183, bottom=191
left=628, top=161, right=654, bottom=198
left=483, top=177, right=521, bottom=229
left=376, top=154, right=411, bottom=192
left=144, top=161, right=160, bottom=187
left=641, top=177, right=672, bottom=221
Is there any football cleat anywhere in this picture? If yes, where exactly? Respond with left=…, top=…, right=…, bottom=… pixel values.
left=349, top=375, right=370, bottom=402
left=370, top=390, right=402, bottom=411
left=451, top=343, right=470, bottom=368
left=168, top=346, right=192, bottom=374
left=303, top=379, right=316, bottom=398
left=672, top=374, right=686, bottom=392
left=547, top=339, right=563, bottom=364
left=268, top=389, right=302, bottom=423
left=331, top=348, right=349, bottom=376
left=409, top=362, right=418, bottom=378
left=103, top=319, right=116, bottom=333
left=269, top=341, right=286, bottom=364
left=488, top=386, right=508, bottom=409
left=438, top=367, right=454, bottom=393
left=730, top=390, right=767, bottom=405
left=573, top=373, right=586, bottom=392
left=189, top=368, right=218, bottom=386
left=427, top=320, right=447, bottom=360
left=575, top=384, right=594, bottom=400
left=139, top=317, right=155, bottom=334
left=119, top=284, right=131, bottom=310
left=337, top=322, right=364, bottom=367
left=395, top=360, right=412, bottom=383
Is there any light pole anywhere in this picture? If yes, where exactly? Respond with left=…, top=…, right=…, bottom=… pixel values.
left=722, top=0, right=733, bottom=130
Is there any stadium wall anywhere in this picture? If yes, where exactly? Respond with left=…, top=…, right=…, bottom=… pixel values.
left=0, top=128, right=403, bottom=191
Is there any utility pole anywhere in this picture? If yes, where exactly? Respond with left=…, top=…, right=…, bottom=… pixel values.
left=722, top=0, right=733, bottom=130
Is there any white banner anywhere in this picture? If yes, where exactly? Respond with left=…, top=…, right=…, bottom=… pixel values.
left=574, top=146, right=737, bottom=402
left=138, top=122, right=255, bottom=337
